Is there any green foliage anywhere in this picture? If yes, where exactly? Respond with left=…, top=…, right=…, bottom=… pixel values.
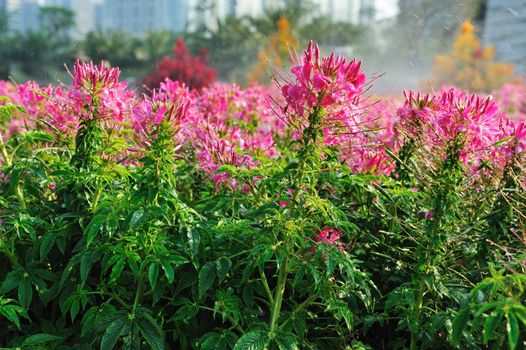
left=0, top=83, right=525, bottom=350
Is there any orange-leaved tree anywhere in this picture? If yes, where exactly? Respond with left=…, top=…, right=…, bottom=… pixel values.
left=430, top=20, right=516, bottom=92
left=247, top=16, right=298, bottom=83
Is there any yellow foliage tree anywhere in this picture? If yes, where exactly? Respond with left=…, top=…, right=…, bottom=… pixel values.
left=247, top=16, right=298, bottom=83
left=431, top=20, right=516, bottom=92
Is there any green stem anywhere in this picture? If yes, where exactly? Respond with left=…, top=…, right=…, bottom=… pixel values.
left=132, top=272, right=146, bottom=313
left=259, top=265, right=274, bottom=305
left=279, top=294, right=318, bottom=330
left=91, top=186, right=102, bottom=213
left=410, top=280, right=426, bottom=350
left=270, top=256, right=288, bottom=334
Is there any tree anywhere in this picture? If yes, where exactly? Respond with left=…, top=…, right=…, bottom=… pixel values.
left=396, top=0, right=486, bottom=66
left=83, top=31, right=141, bottom=69
left=39, top=5, right=75, bottom=42
left=430, top=20, right=516, bottom=92
left=142, top=38, right=216, bottom=91
left=247, top=16, right=298, bottom=83
left=299, top=16, right=365, bottom=48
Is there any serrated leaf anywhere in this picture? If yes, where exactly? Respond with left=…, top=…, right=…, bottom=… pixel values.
left=275, top=332, right=298, bottom=350
left=186, top=226, right=200, bottom=256
left=172, top=303, right=199, bottom=322
left=137, top=315, right=165, bottom=350
left=200, top=332, right=221, bottom=350
left=101, top=317, right=127, bottom=350
left=199, top=262, right=216, bottom=298
left=109, top=257, right=125, bottom=283
left=232, top=330, right=268, bottom=350
left=70, top=298, right=80, bottom=322
left=216, top=257, right=232, bottom=284
left=149, top=263, right=159, bottom=291
left=86, top=214, right=106, bottom=246
left=0, top=270, right=22, bottom=294
left=161, top=262, right=174, bottom=284
left=22, top=333, right=62, bottom=346
left=40, top=233, right=56, bottom=261
left=451, top=308, right=470, bottom=346
left=130, top=209, right=147, bottom=229
left=18, top=278, right=32, bottom=310
left=483, top=311, right=503, bottom=344
left=80, top=250, right=95, bottom=285
left=507, top=313, right=519, bottom=350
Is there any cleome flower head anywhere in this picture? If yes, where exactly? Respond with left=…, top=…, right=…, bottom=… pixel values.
left=70, top=60, right=121, bottom=93
left=281, top=40, right=366, bottom=117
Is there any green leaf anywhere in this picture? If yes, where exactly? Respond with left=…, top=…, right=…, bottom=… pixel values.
left=80, top=250, right=96, bottom=285
left=101, top=317, right=127, bottom=350
left=18, top=278, right=32, bottom=310
left=172, top=303, right=199, bottom=322
left=149, top=263, right=159, bottom=290
left=198, top=262, right=216, bottom=298
left=483, top=311, right=503, bottom=344
left=40, top=233, right=56, bottom=261
left=70, top=298, right=80, bottom=322
left=130, top=209, right=147, bottom=229
left=186, top=226, right=200, bottom=256
left=137, top=314, right=165, bottom=350
left=507, top=313, right=519, bottom=350
left=86, top=214, right=106, bottom=246
left=0, top=270, right=22, bottom=294
left=451, top=308, right=470, bottom=346
left=109, top=257, right=125, bottom=283
left=161, top=262, right=174, bottom=284
left=200, top=332, right=221, bottom=350
left=22, top=333, right=62, bottom=346
left=275, top=332, right=298, bottom=350
left=216, top=257, right=232, bottom=284
left=232, top=330, right=268, bottom=350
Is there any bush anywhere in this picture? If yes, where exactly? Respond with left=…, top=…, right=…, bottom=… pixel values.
left=0, top=42, right=525, bottom=349
left=142, top=38, right=216, bottom=92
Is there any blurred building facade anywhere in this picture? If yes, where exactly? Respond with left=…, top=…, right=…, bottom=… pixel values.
left=484, top=0, right=526, bottom=74
left=96, top=0, right=186, bottom=36
left=2, top=0, right=382, bottom=38
left=1, top=0, right=41, bottom=32
left=47, top=0, right=96, bottom=38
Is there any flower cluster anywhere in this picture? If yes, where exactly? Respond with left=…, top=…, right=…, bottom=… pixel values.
left=396, top=88, right=511, bottom=176
left=281, top=40, right=366, bottom=117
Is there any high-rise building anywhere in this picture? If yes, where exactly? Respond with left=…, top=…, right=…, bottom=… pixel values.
left=46, top=0, right=96, bottom=38
left=3, top=0, right=40, bottom=32
left=96, top=0, right=186, bottom=36
left=484, top=0, right=526, bottom=74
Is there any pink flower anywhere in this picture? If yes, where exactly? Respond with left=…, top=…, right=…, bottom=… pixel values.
left=425, top=211, right=434, bottom=219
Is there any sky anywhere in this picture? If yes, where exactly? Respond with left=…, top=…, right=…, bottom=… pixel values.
left=376, top=0, right=399, bottom=20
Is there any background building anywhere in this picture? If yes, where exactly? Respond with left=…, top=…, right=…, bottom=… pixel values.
left=96, top=0, right=186, bottom=36
left=484, top=0, right=526, bottom=74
